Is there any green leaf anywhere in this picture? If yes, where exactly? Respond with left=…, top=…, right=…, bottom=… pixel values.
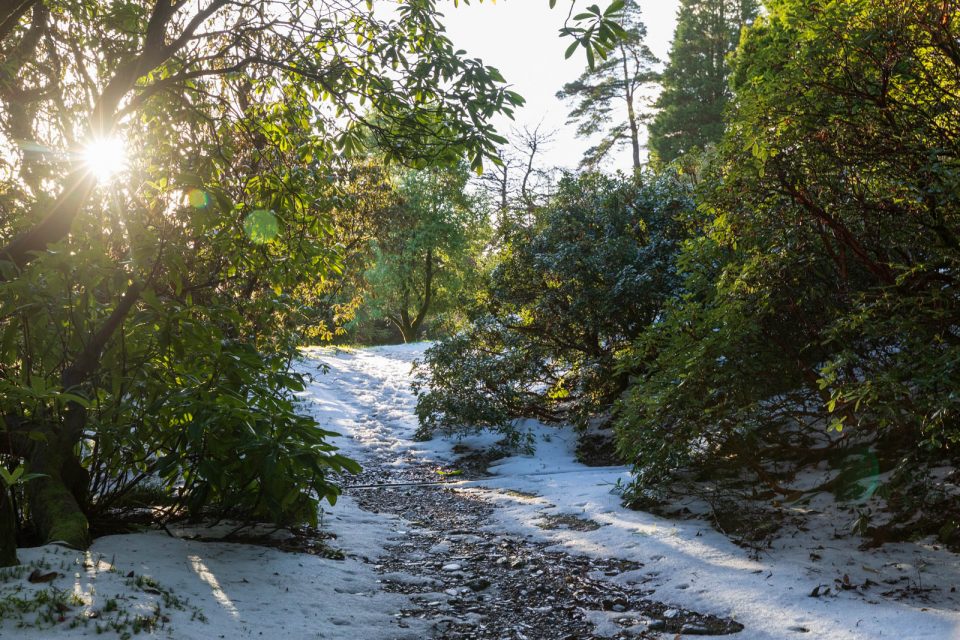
left=604, top=0, right=625, bottom=16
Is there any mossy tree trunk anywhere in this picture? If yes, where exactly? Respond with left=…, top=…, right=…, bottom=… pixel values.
left=0, top=488, right=18, bottom=567
left=2, top=415, right=90, bottom=550
left=25, top=424, right=90, bottom=549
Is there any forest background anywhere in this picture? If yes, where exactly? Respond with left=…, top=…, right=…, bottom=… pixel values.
left=0, top=0, right=958, bottom=567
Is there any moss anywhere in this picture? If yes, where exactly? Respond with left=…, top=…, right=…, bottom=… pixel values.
left=30, top=476, right=90, bottom=549
left=26, top=446, right=91, bottom=550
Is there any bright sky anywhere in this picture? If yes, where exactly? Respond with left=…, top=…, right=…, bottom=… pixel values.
left=440, top=0, right=681, bottom=172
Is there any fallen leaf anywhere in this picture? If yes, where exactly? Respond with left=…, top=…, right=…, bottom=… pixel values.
left=27, top=569, right=59, bottom=584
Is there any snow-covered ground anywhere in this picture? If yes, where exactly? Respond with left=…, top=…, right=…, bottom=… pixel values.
left=3, top=495, right=428, bottom=639
left=4, top=343, right=959, bottom=639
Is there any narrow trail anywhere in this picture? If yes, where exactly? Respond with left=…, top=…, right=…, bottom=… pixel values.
left=299, top=345, right=742, bottom=639
left=345, top=469, right=741, bottom=639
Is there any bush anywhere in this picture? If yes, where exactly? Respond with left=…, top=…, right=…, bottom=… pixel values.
left=414, top=171, right=692, bottom=440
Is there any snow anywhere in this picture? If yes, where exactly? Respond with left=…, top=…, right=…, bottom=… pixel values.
left=475, top=429, right=960, bottom=639
left=297, top=344, right=960, bottom=640
left=2, top=494, right=427, bottom=639
left=5, top=342, right=959, bottom=639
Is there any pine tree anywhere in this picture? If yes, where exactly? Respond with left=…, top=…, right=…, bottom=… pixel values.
left=557, top=0, right=659, bottom=171
left=647, top=0, right=759, bottom=164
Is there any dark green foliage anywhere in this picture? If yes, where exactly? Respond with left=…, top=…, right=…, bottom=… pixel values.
left=722, top=0, right=960, bottom=448
left=616, top=0, right=960, bottom=512
left=614, top=197, right=841, bottom=491
left=647, top=0, right=759, bottom=164
left=92, top=327, right=361, bottom=526
left=415, top=172, right=692, bottom=438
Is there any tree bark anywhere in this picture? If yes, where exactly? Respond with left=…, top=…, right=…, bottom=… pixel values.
left=25, top=437, right=89, bottom=549
left=0, top=488, right=17, bottom=567
left=407, top=247, right=434, bottom=340
left=0, top=0, right=38, bottom=46
left=0, top=170, right=96, bottom=279
left=620, top=44, right=641, bottom=171
left=398, top=323, right=416, bottom=343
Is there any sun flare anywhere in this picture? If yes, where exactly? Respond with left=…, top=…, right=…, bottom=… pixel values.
left=82, top=136, right=127, bottom=182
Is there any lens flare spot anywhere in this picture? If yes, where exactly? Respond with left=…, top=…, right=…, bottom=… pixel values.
left=187, top=189, right=210, bottom=209
left=244, top=209, right=279, bottom=244
left=835, top=448, right=880, bottom=503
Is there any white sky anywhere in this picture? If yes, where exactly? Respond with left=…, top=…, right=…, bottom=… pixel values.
left=440, top=0, right=681, bottom=172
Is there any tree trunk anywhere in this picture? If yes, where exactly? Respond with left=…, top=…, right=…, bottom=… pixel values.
left=0, top=488, right=17, bottom=567
left=0, top=0, right=38, bottom=47
left=398, top=323, right=417, bottom=343
left=620, top=44, right=641, bottom=171
left=405, top=247, right=434, bottom=342
left=25, top=429, right=90, bottom=549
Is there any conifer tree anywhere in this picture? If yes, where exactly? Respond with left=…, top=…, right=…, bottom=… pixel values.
left=647, top=0, right=759, bottom=164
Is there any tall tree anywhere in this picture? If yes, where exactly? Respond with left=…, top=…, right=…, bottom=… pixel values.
left=647, top=0, right=759, bottom=164
left=557, top=0, right=659, bottom=170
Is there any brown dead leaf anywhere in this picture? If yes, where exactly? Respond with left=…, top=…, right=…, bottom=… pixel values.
left=27, top=569, right=59, bottom=584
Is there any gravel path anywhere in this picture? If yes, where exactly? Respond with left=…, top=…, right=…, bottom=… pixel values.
left=345, top=460, right=744, bottom=639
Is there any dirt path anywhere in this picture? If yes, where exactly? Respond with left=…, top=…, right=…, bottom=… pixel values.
left=343, top=461, right=743, bottom=639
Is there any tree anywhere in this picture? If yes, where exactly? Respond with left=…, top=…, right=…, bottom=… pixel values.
left=299, top=159, right=405, bottom=345
left=721, top=0, right=960, bottom=458
left=0, top=0, right=643, bottom=563
left=365, top=164, right=487, bottom=343
left=557, top=0, right=659, bottom=170
left=647, top=0, right=759, bottom=164
left=477, top=123, right=557, bottom=221
left=0, top=0, right=522, bottom=559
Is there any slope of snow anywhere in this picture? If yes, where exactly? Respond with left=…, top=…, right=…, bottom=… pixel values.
left=301, top=343, right=960, bottom=640
left=2, top=495, right=426, bottom=639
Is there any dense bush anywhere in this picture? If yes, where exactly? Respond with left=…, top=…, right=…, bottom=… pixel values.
left=616, top=0, right=960, bottom=512
left=414, top=171, right=692, bottom=439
